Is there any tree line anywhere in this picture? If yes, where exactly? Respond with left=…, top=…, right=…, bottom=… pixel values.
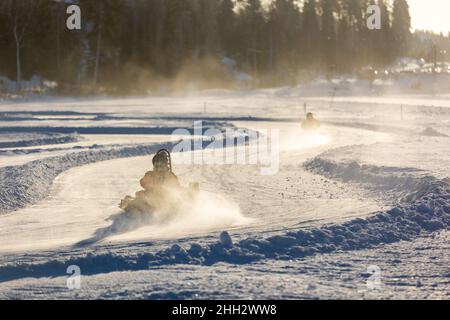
left=0, top=0, right=422, bottom=94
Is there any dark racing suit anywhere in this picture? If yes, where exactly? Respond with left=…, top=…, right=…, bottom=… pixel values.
left=132, top=170, right=182, bottom=213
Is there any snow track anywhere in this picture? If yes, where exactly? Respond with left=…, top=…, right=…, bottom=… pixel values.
left=1, top=93, right=449, bottom=298
left=0, top=157, right=448, bottom=283
left=1, top=127, right=448, bottom=283
left=0, top=124, right=385, bottom=253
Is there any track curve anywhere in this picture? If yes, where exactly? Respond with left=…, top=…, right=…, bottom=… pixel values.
left=0, top=122, right=392, bottom=253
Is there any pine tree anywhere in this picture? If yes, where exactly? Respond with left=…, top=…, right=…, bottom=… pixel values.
left=199, top=0, right=220, bottom=57
left=217, top=0, right=236, bottom=57
left=74, top=0, right=126, bottom=90
left=374, top=0, right=393, bottom=66
left=336, top=4, right=352, bottom=73
left=392, top=0, right=411, bottom=58
left=162, top=0, right=188, bottom=75
left=300, top=0, right=320, bottom=69
left=346, top=0, right=367, bottom=69
left=0, top=0, right=42, bottom=91
left=269, top=0, right=301, bottom=67
left=236, top=0, right=266, bottom=76
left=320, top=0, right=338, bottom=76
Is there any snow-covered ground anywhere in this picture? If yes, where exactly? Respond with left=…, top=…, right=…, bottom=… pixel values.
left=0, top=90, right=448, bottom=299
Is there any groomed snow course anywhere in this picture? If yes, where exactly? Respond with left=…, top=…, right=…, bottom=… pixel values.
left=1, top=155, right=448, bottom=282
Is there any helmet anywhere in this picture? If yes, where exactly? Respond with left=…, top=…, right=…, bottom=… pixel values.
left=152, top=149, right=172, bottom=172
left=306, top=112, right=314, bottom=120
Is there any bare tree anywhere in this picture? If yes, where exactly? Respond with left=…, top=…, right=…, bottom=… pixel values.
left=2, top=0, right=38, bottom=92
left=93, top=2, right=104, bottom=88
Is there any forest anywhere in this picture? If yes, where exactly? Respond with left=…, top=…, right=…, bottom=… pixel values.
left=0, top=0, right=447, bottom=94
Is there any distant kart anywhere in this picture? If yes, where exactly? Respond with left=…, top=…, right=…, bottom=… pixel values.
left=301, top=112, right=321, bottom=131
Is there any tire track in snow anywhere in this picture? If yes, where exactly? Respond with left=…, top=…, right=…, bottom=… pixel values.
left=1, top=131, right=448, bottom=281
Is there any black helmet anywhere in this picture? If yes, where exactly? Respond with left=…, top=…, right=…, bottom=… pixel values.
left=152, top=149, right=172, bottom=172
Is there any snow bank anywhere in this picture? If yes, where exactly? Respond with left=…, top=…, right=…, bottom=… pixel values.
left=304, top=156, right=435, bottom=197
left=420, top=127, right=448, bottom=137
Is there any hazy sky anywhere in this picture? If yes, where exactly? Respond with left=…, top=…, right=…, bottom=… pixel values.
left=262, top=0, right=449, bottom=34
left=407, top=0, right=450, bottom=34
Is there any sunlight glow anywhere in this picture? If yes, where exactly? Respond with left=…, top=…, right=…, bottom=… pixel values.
left=407, top=0, right=450, bottom=34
